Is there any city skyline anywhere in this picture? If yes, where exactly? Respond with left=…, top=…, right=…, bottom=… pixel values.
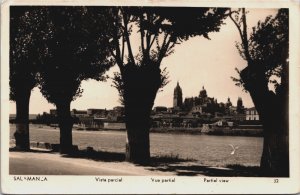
left=9, top=8, right=278, bottom=114
left=15, top=82, right=251, bottom=116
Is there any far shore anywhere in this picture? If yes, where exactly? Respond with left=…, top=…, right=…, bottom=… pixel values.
left=150, top=127, right=263, bottom=137
left=10, top=123, right=264, bottom=137
left=72, top=125, right=263, bottom=137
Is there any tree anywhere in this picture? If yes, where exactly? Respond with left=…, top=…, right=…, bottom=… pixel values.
left=37, top=7, right=113, bottom=154
left=230, top=9, right=289, bottom=176
left=10, top=7, right=49, bottom=150
left=108, top=7, right=228, bottom=163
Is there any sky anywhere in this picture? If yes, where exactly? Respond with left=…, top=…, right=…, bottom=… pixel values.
left=9, top=8, right=278, bottom=114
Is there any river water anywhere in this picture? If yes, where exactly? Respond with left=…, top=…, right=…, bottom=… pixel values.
left=10, top=124, right=263, bottom=167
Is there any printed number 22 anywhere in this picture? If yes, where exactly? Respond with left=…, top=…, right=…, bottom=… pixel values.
left=274, top=179, right=279, bottom=183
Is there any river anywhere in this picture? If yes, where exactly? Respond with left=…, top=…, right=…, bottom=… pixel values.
left=10, top=124, right=263, bottom=167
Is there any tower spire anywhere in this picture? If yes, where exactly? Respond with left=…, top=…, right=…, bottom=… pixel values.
left=173, top=81, right=183, bottom=109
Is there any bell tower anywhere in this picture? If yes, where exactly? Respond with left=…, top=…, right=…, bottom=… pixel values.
left=173, top=81, right=183, bottom=108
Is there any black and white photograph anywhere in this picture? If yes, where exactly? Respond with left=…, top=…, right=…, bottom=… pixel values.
left=1, top=0, right=300, bottom=194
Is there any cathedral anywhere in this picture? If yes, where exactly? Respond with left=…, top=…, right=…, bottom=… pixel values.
left=173, top=82, right=244, bottom=115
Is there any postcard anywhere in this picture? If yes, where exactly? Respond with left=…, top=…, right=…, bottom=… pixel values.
left=1, top=0, right=300, bottom=194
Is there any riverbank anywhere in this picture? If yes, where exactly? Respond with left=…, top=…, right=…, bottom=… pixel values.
left=73, top=126, right=263, bottom=137
left=14, top=123, right=263, bottom=137
left=150, top=127, right=263, bottom=137
left=205, top=128, right=263, bottom=137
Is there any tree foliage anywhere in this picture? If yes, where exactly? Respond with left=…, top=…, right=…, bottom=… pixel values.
left=10, top=6, right=50, bottom=100
left=37, top=7, right=114, bottom=105
left=230, top=9, right=288, bottom=92
left=108, top=7, right=228, bottom=99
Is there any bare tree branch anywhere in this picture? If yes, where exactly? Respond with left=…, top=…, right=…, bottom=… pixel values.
left=229, top=10, right=244, bottom=44
left=149, top=34, right=157, bottom=49
left=229, top=8, right=252, bottom=63
left=146, top=31, right=151, bottom=50
left=122, top=9, right=135, bottom=64
left=139, top=15, right=145, bottom=54
left=241, top=8, right=252, bottom=62
left=109, top=8, right=124, bottom=72
left=155, top=36, right=161, bottom=51
left=121, top=35, right=125, bottom=63
left=157, top=34, right=172, bottom=64
left=108, top=47, right=117, bottom=59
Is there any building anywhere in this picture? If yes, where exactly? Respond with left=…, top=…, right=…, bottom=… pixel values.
left=173, top=82, right=183, bottom=110
left=9, top=114, right=38, bottom=122
left=71, top=109, right=88, bottom=117
left=225, top=97, right=232, bottom=107
left=191, top=105, right=203, bottom=114
left=50, top=109, right=57, bottom=116
left=181, top=86, right=224, bottom=115
left=87, top=109, right=107, bottom=116
left=151, top=84, right=252, bottom=128
left=171, top=84, right=248, bottom=117
left=153, top=106, right=168, bottom=113
left=231, top=113, right=246, bottom=121
left=246, top=107, right=260, bottom=120
left=106, top=106, right=125, bottom=122
left=199, top=86, right=208, bottom=98
left=236, top=97, right=245, bottom=114
left=73, top=106, right=125, bottom=129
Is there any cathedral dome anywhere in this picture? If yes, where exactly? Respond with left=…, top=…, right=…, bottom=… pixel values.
left=199, top=86, right=207, bottom=98
left=226, top=97, right=232, bottom=107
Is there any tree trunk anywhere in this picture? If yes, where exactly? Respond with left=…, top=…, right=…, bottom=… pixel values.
left=122, top=63, right=162, bottom=164
left=125, top=109, right=151, bottom=164
left=241, top=65, right=289, bottom=177
left=56, top=101, right=73, bottom=154
left=14, top=88, right=31, bottom=151
left=260, top=130, right=289, bottom=177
